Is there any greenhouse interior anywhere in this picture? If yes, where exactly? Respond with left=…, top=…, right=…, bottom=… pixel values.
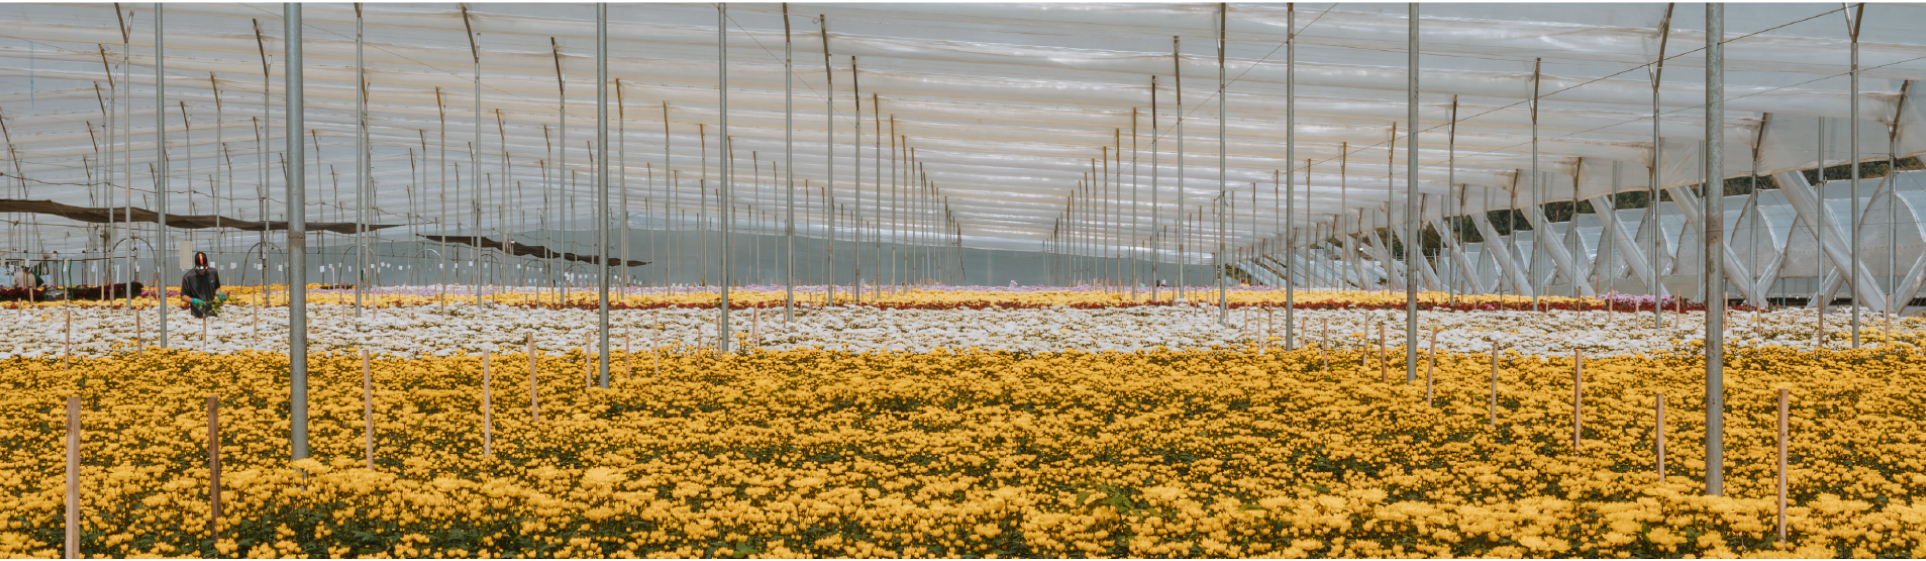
left=3, top=2, right=1925, bottom=558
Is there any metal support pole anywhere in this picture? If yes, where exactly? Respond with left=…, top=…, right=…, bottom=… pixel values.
left=1405, top=4, right=1420, bottom=382
left=1216, top=4, right=1228, bottom=324
left=718, top=3, right=732, bottom=352
left=783, top=4, right=794, bottom=321
left=1284, top=3, right=1295, bottom=348
left=284, top=2, right=309, bottom=462
left=1174, top=37, right=1185, bottom=301
left=1704, top=2, right=1726, bottom=496
left=1652, top=4, right=1673, bottom=328
left=354, top=4, right=365, bottom=318
left=1849, top=4, right=1864, bottom=347
left=155, top=3, right=169, bottom=348
left=1530, top=58, right=1542, bottom=311
left=596, top=3, right=610, bottom=387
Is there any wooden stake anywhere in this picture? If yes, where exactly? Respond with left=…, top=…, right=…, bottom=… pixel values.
left=362, top=349, right=374, bottom=469
left=1573, top=348, right=1584, bottom=450
left=527, top=334, right=540, bottom=423
left=1378, top=323, right=1388, bottom=383
left=1656, top=392, right=1666, bottom=481
left=1489, top=340, right=1499, bottom=426
left=206, top=395, right=221, bottom=544
left=1817, top=309, right=1825, bottom=349
left=252, top=290, right=260, bottom=345
left=65, top=396, right=79, bottom=559
left=752, top=307, right=761, bottom=346
left=585, top=333, right=594, bottom=388
left=1319, top=318, right=1330, bottom=373
left=1425, top=328, right=1437, bottom=406
left=1778, top=387, right=1789, bottom=545
left=64, top=308, right=71, bottom=371
left=624, top=328, right=632, bottom=380
left=482, top=352, right=493, bottom=459
left=1267, top=308, right=1274, bottom=352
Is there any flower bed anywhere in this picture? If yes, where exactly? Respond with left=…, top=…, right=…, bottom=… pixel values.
left=0, top=282, right=142, bottom=302
left=4, top=285, right=1703, bottom=313
left=2, top=304, right=1913, bottom=360
left=0, top=347, right=1918, bottom=557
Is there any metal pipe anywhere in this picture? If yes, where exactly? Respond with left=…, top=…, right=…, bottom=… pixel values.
left=1284, top=3, right=1295, bottom=348
left=596, top=2, right=610, bottom=386
left=1174, top=36, right=1185, bottom=301
left=1217, top=3, right=1228, bottom=324
left=718, top=3, right=732, bottom=351
left=1405, top=3, right=1420, bottom=382
left=1850, top=3, right=1864, bottom=347
left=354, top=3, right=365, bottom=317
left=155, top=3, right=169, bottom=347
left=783, top=3, right=794, bottom=321
left=1704, top=1, right=1726, bottom=497
left=1530, top=57, right=1542, bottom=312
left=284, top=1, right=308, bottom=462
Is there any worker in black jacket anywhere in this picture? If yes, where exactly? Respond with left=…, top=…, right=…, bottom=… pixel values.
left=181, top=251, right=223, bottom=318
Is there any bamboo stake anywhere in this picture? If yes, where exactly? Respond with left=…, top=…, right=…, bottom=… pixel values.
left=136, top=308, right=143, bottom=355
left=1778, top=387, right=1789, bottom=544
left=527, top=334, right=540, bottom=423
left=64, top=308, right=71, bottom=371
left=362, top=349, right=374, bottom=468
left=206, top=395, right=221, bottom=545
left=624, top=328, right=632, bottom=380
left=1425, top=327, right=1437, bottom=406
left=252, top=290, right=259, bottom=345
left=482, top=352, right=493, bottom=459
left=1656, top=392, right=1666, bottom=480
left=652, top=320, right=661, bottom=377
left=1573, top=348, right=1584, bottom=450
left=65, top=396, right=79, bottom=559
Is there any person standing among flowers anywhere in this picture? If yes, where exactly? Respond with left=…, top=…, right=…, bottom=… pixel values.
left=181, top=251, right=224, bottom=318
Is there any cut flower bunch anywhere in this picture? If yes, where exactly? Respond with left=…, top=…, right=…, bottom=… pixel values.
left=1, top=346, right=1921, bottom=557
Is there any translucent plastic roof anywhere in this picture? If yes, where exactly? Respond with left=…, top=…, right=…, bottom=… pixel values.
left=6, top=3, right=1926, bottom=261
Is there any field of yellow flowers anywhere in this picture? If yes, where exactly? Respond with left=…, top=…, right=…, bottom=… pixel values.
left=2, top=344, right=1923, bottom=558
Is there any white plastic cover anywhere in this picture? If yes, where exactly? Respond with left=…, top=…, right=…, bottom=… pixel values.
left=4, top=3, right=1926, bottom=263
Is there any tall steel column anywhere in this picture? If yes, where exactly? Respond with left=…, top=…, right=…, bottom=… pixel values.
left=1405, top=3, right=1420, bottom=382
left=1150, top=76, right=1160, bottom=302
left=1703, top=2, right=1726, bottom=496
left=718, top=3, right=732, bottom=352
left=1651, top=5, right=1672, bottom=329
left=783, top=4, right=794, bottom=321
left=1529, top=58, right=1542, bottom=311
left=1216, top=4, right=1228, bottom=324
left=1283, top=3, right=1295, bottom=349
left=284, top=2, right=309, bottom=462
left=154, top=3, right=169, bottom=347
left=596, top=3, right=610, bottom=387
left=1174, top=37, right=1185, bottom=301
left=353, top=4, right=365, bottom=318
left=1849, top=3, right=1864, bottom=347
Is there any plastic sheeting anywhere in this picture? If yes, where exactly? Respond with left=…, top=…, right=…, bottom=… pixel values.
left=5, top=3, right=1926, bottom=268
